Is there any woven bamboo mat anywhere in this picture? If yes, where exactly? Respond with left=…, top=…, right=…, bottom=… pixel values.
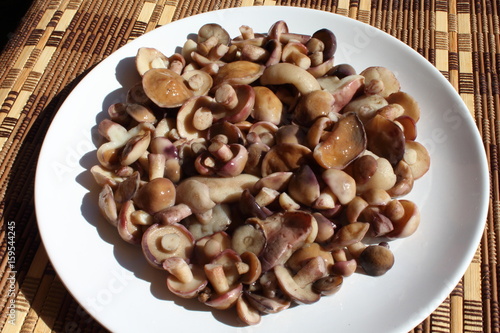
left=0, top=0, right=498, bottom=332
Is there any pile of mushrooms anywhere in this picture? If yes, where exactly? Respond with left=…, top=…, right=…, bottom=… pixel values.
left=91, top=20, right=430, bottom=325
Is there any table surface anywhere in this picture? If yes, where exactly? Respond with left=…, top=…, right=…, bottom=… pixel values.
left=0, top=0, right=498, bottom=332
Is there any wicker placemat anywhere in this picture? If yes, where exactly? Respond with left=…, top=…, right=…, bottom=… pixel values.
left=0, top=0, right=498, bottom=332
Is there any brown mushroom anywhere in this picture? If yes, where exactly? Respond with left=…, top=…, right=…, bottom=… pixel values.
left=358, top=244, right=395, bottom=276
left=313, top=112, right=366, bottom=169
left=134, top=177, right=176, bottom=215
left=164, top=257, right=208, bottom=298
left=142, top=68, right=194, bottom=108
left=261, top=143, right=312, bottom=177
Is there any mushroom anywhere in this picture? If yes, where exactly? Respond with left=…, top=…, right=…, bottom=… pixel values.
left=259, top=63, right=321, bottom=95
left=212, top=84, right=255, bottom=123
left=231, top=224, right=267, bottom=256
left=154, top=203, right=193, bottom=225
left=236, top=294, right=261, bottom=326
left=135, top=47, right=169, bottom=76
left=142, top=68, right=194, bottom=108
left=387, top=160, right=414, bottom=197
left=187, top=173, right=259, bottom=204
left=176, top=96, right=219, bottom=140
left=312, top=274, right=343, bottom=296
left=386, top=91, right=421, bottom=122
left=360, top=66, right=400, bottom=98
left=239, top=251, right=262, bottom=284
left=403, top=140, right=430, bottom=179
left=185, top=204, right=232, bottom=240
left=194, top=231, right=232, bottom=264
left=313, top=112, right=366, bottom=169
left=288, top=164, right=320, bottom=207
left=259, top=211, right=314, bottom=272
left=281, top=41, right=311, bottom=69
left=243, top=290, right=291, bottom=314
left=213, top=60, right=265, bottom=87
left=312, top=28, right=337, bottom=61
left=324, top=222, right=369, bottom=251
left=117, top=200, right=143, bottom=244
left=293, top=90, right=337, bottom=126
left=261, top=143, right=312, bottom=177
left=114, top=171, right=140, bottom=203
left=98, top=184, right=118, bottom=226
left=253, top=171, right=293, bottom=193
left=387, top=199, right=420, bottom=238
left=203, top=249, right=244, bottom=309
left=198, top=23, right=231, bottom=45
left=342, top=94, right=389, bottom=123
left=141, top=223, right=195, bottom=268
left=195, top=142, right=249, bottom=177
left=182, top=70, right=213, bottom=96
left=358, top=244, right=395, bottom=276
left=164, top=257, right=208, bottom=298
left=286, top=243, right=334, bottom=273
left=274, top=256, right=327, bottom=304
left=134, top=177, right=176, bottom=215
left=251, top=86, right=283, bottom=125
left=175, top=178, right=216, bottom=215
left=355, top=156, right=397, bottom=193
left=364, top=114, right=406, bottom=166
left=322, top=168, right=357, bottom=205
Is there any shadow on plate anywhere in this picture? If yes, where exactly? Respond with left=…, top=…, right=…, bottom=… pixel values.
left=75, top=56, right=247, bottom=328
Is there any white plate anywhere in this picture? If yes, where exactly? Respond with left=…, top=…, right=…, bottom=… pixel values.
left=35, top=6, right=489, bottom=333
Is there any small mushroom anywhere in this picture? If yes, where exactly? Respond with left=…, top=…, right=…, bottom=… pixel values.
left=175, top=178, right=216, bottom=214
left=259, top=211, right=314, bottom=272
left=136, top=47, right=169, bottom=76
left=182, top=70, right=213, bottom=96
left=212, top=84, right=255, bottom=123
left=281, top=41, right=311, bottom=69
left=213, top=60, right=265, bottom=87
left=324, top=222, right=369, bottom=251
left=134, top=177, right=176, bottom=215
left=358, top=244, right=395, bottom=276
left=243, top=290, right=291, bottom=314
left=386, top=91, right=421, bottom=122
left=312, top=274, right=343, bottom=296
left=231, top=224, right=267, bottom=256
left=251, top=86, right=283, bottom=125
left=387, top=160, right=414, bottom=197
left=364, top=114, right=406, bottom=166
left=313, top=113, right=366, bottom=169
left=259, top=63, right=321, bottom=95
left=312, top=28, right=337, bottom=60
left=288, top=164, right=320, bottom=207
left=342, top=94, right=389, bottom=123
left=274, top=256, right=327, bottom=304
left=164, top=257, right=208, bottom=298
left=387, top=200, right=420, bottom=238
left=187, top=173, right=259, bottom=204
left=117, top=200, right=142, bottom=244
left=360, top=66, right=400, bottom=98
left=141, top=223, right=195, bottom=268
left=239, top=251, right=262, bottom=284
left=198, top=23, right=231, bottom=45
left=322, top=169, right=356, bottom=205
left=261, top=143, right=312, bottom=177
left=355, top=157, right=397, bottom=193
left=236, top=294, right=261, bottom=326
left=142, top=68, right=194, bottom=108
left=98, top=184, right=118, bottom=226
left=403, top=140, right=430, bottom=179
left=286, top=243, right=334, bottom=273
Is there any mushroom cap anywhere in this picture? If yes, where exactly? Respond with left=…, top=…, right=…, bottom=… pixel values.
left=358, top=244, right=395, bottom=276
left=313, top=112, right=367, bottom=169
left=134, top=177, right=176, bottom=215
left=142, top=68, right=193, bottom=108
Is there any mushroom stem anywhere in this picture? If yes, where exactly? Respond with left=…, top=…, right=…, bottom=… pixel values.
left=215, top=84, right=239, bottom=109
left=204, top=263, right=230, bottom=294
left=148, top=153, right=166, bottom=180
left=163, top=257, right=194, bottom=284
left=161, top=233, right=181, bottom=252
left=208, top=141, right=234, bottom=162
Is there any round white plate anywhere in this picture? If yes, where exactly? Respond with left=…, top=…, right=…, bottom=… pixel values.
left=35, top=6, right=489, bottom=333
